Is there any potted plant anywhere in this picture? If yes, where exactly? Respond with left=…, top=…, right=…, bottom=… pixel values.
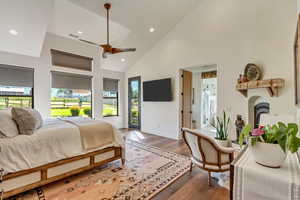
left=83, top=107, right=92, bottom=117
left=70, top=106, right=80, bottom=116
left=239, top=123, right=300, bottom=168
left=211, top=111, right=230, bottom=147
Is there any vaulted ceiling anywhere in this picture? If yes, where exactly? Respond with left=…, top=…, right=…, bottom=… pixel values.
left=0, top=0, right=200, bottom=71
left=0, top=0, right=53, bottom=57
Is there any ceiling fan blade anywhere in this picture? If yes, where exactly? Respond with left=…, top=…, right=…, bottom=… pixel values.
left=112, top=48, right=136, bottom=54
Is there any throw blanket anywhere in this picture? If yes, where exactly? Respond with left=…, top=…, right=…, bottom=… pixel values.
left=61, top=118, right=116, bottom=150
left=233, top=148, right=300, bottom=200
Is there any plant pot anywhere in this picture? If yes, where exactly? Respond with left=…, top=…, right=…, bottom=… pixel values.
left=250, top=142, right=287, bottom=168
left=215, top=139, right=230, bottom=147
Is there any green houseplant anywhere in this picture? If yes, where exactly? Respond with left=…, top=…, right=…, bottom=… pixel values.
left=83, top=107, right=92, bottom=117
left=70, top=106, right=80, bottom=116
left=211, top=111, right=230, bottom=147
left=239, top=123, right=300, bottom=168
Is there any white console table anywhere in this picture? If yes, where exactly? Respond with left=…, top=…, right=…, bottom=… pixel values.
left=230, top=147, right=300, bottom=200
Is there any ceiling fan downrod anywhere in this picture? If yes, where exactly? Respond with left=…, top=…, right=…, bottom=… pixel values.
left=104, top=3, right=111, bottom=45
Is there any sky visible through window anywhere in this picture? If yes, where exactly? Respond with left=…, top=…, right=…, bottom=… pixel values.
left=0, top=85, right=32, bottom=95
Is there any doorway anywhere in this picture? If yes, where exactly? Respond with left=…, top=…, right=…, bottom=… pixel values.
left=200, top=71, right=217, bottom=132
left=180, top=65, right=218, bottom=134
left=128, top=76, right=141, bottom=129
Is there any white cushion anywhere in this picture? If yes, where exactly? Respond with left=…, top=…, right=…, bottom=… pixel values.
left=0, top=108, right=19, bottom=138
left=12, top=107, right=43, bottom=135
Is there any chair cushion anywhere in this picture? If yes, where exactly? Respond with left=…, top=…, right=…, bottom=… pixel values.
left=12, top=107, right=43, bottom=135
left=191, top=157, right=230, bottom=171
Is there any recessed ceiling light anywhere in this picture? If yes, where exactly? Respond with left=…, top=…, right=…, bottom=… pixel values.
left=149, top=27, right=155, bottom=33
left=9, top=29, right=18, bottom=36
left=77, top=30, right=83, bottom=34
left=121, top=58, right=126, bottom=62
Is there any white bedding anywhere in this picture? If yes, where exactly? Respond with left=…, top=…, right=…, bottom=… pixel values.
left=0, top=118, right=123, bottom=174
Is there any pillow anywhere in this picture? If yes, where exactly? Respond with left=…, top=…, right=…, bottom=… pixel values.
left=0, top=108, right=19, bottom=138
left=11, top=107, right=43, bottom=135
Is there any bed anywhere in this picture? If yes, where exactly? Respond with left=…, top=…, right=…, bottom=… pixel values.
left=0, top=117, right=124, bottom=199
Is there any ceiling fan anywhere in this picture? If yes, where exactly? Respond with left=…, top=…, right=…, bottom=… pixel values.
left=76, top=3, right=136, bottom=58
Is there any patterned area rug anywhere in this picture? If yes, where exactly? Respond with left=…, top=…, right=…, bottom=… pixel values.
left=11, top=140, right=191, bottom=200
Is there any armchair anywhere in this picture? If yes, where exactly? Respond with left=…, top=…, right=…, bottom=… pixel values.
left=182, top=128, right=235, bottom=186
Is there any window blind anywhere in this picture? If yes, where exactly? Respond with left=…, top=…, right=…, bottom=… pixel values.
left=51, top=49, right=93, bottom=71
left=103, top=78, right=119, bottom=92
left=0, top=65, right=34, bottom=87
left=51, top=71, right=92, bottom=90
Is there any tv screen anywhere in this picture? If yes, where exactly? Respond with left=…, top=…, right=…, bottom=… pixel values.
left=143, top=78, right=172, bottom=102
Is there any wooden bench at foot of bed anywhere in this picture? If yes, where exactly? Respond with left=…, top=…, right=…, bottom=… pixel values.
left=1, top=146, right=123, bottom=199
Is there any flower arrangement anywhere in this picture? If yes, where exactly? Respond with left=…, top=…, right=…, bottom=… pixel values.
left=239, top=122, right=300, bottom=153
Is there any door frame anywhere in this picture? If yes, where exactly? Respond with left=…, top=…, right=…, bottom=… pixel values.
left=179, top=65, right=219, bottom=134
left=128, top=76, right=141, bottom=129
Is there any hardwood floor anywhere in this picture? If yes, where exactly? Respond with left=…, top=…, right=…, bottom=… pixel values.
left=120, top=129, right=229, bottom=200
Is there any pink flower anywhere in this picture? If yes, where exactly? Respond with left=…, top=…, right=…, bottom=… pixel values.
left=251, top=128, right=265, bottom=136
left=259, top=125, right=265, bottom=129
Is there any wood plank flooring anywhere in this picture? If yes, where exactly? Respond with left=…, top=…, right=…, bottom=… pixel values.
left=121, top=129, right=229, bottom=200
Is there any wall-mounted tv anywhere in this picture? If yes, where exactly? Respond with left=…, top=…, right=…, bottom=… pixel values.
left=143, top=78, right=172, bottom=102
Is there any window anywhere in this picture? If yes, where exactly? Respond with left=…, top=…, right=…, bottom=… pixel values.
left=0, top=65, right=34, bottom=109
left=103, top=78, right=119, bottom=117
left=51, top=72, right=92, bottom=117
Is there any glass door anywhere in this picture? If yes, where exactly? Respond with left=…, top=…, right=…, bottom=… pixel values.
left=128, top=76, right=141, bottom=129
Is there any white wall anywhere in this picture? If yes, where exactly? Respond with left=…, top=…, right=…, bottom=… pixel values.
left=126, top=0, right=298, bottom=140
left=0, top=33, right=125, bottom=128
left=101, top=69, right=126, bottom=129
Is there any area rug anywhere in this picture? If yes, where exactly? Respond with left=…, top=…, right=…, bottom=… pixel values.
left=11, top=140, right=191, bottom=200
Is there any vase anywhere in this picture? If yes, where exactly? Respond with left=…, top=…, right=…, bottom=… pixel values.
left=250, top=142, right=287, bottom=168
left=215, top=139, right=230, bottom=147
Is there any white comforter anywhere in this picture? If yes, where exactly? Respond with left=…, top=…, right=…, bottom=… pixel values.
left=0, top=118, right=123, bottom=174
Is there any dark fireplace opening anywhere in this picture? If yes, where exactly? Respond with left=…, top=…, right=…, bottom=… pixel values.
left=254, top=103, right=270, bottom=128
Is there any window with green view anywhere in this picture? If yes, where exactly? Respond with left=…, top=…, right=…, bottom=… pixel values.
left=0, top=65, right=34, bottom=109
left=51, top=88, right=92, bottom=117
left=0, top=86, right=33, bottom=109
left=51, top=72, right=92, bottom=118
left=103, top=78, right=119, bottom=117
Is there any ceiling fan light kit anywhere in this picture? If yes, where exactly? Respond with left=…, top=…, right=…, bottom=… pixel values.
left=75, top=3, right=136, bottom=59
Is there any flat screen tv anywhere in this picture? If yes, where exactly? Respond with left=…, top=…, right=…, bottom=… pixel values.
left=143, top=78, right=172, bottom=102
